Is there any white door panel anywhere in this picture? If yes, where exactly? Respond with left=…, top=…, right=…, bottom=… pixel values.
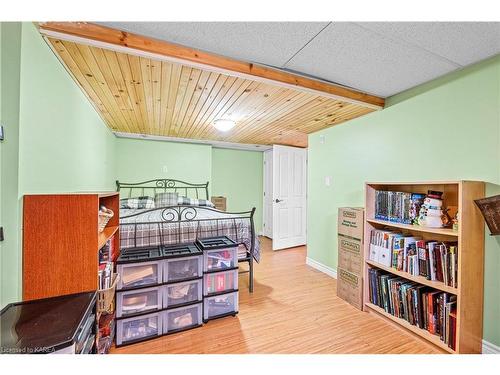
left=272, top=145, right=307, bottom=250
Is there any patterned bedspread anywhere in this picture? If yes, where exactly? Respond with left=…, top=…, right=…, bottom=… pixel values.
left=119, top=207, right=260, bottom=262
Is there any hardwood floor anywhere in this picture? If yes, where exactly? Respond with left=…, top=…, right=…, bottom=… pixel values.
left=111, top=237, right=441, bottom=354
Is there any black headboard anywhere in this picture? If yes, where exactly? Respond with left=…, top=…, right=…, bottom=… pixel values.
left=116, top=179, right=209, bottom=200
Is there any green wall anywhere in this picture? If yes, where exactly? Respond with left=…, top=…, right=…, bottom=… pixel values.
left=0, top=23, right=22, bottom=307
left=212, top=148, right=263, bottom=232
left=114, top=138, right=264, bottom=233
left=307, top=55, right=500, bottom=346
left=115, top=138, right=212, bottom=190
left=18, top=23, right=116, bottom=194
left=0, top=23, right=116, bottom=307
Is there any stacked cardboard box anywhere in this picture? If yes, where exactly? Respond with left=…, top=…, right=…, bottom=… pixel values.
left=211, top=196, right=227, bottom=211
left=336, top=207, right=364, bottom=310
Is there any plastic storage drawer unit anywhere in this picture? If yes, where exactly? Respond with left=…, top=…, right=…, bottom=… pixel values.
left=163, top=303, right=203, bottom=334
left=203, top=269, right=238, bottom=296
left=116, top=312, right=162, bottom=346
left=162, top=243, right=203, bottom=283
left=116, top=286, right=162, bottom=318
left=203, top=291, right=239, bottom=322
left=116, top=246, right=164, bottom=290
left=196, top=237, right=239, bottom=272
left=0, top=291, right=97, bottom=354
left=164, top=279, right=203, bottom=309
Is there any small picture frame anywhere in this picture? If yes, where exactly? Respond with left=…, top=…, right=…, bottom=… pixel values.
left=0, top=125, right=4, bottom=141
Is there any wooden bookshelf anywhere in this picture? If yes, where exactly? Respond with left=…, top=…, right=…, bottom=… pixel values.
left=363, top=181, right=485, bottom=354
left=23, top=192, right=120, bottom=300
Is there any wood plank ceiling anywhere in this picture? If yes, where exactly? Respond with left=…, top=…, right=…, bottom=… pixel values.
left=46, top=35, right=379, bottom=147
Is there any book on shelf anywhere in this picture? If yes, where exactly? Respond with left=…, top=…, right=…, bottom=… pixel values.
left=375, top=191, right=425, bottom=224
left=368, top=268, right=457, bottom=350
left=98, top=262, right=113, bottom=290
left=369, top=229, right=458, bottom=288
left=374, top=189, right=456, bottom=229
left=99, top=235, right=116, bottom=264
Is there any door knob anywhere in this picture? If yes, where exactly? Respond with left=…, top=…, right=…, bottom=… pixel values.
left=275, top=199, right=283, bottom=203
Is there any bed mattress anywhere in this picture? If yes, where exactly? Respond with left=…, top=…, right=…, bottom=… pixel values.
left=119, top=208, right=260, bottom=262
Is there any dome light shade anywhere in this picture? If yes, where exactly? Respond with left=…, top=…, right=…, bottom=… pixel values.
left=213, top=119, right=236, bottom=132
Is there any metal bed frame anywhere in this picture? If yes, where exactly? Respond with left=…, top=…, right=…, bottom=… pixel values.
left=116, top=178, right=256, bottom=292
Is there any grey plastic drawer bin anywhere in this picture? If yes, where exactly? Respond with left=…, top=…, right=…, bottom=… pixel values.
left=203, top=269, right=238, bottom=296
left=117, top=260, right=162, bottom=290
left=163, top=303, right=203, bottom=333
left=164, top=255, right=202, bottom=283
left=116, top=312, right=162, bottom=346
left=164, top=279, right=202, bottom=308
left=203, top=291, right=239, bottom=321
left=117, top=286, right=162, bottom=318
left=203, top=247, right=238, bottom=272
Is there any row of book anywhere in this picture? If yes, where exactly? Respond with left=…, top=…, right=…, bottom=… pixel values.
left=99, top=235, right=116, bottom=264
left=98, top=235, right=116, bottom=290
left=369, top=229, right=458, bottom=288
left=374, top=190, right=425, bottom=224
left=368, top=268, right=457, bottom=350
left=98, top=262, right=113, bottom=290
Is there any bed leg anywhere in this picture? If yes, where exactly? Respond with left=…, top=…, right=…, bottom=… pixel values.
left=249, top=256, right=254, bottom=293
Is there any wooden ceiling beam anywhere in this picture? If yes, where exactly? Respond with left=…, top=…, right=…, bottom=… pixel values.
left=37, top=22, right=385, bottom=109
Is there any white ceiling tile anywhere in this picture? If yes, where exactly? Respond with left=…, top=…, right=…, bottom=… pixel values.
left=357, top=22, right=500, bottom=66
left=97, top=22, right=499, bottom=98
left=99, top=22, right=329, bottom=67
left=283, top=22, right=460, bottom=97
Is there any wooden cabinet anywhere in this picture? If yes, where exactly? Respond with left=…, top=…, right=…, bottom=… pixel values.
left=23, top=192, right=119, bottom=301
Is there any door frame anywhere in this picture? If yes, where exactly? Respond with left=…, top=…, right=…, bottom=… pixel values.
left=262, top=149, right=273, bottom=238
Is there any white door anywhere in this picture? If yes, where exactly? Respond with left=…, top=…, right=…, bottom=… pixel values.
left=272, top=145, right=307, bottom=250
left=263, top=150, right=273, bottom=238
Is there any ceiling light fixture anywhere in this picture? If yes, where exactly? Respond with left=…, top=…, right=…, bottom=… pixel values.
left=213, top=119, right=236, bottom=132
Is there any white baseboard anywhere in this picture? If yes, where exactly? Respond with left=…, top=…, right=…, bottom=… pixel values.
left=306, top=257, right=337, bottom=279
left=483, top=339, right=500, bottom=354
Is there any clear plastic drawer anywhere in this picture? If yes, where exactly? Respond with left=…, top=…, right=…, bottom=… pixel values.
left=75, top=313, right=95, bottom=353
left=163, top=303, right=202, bottom=333
left=203, top=247, right=238, bottom=272
left=203, top=269, right=238, bottom=296
left=164, top=255, right=202, bottom=283
left=117, top=260, right=162, bottom=290
left=81, top=334, right=95, bottom=354
left=116, top=312, right=162, bottom=346
left=164, top=279, right=202, bottom=308
left=116, top=286, right=162, bottom=318
left=203, top=291, right=239, bottom=321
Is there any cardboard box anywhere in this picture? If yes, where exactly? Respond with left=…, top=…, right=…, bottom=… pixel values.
left=336, top=267, right=363, bottom=310
left=338, top=236, right=363, bottom=274
left=337, top=207, right=364, bottom=241
left=211, top=196, right=227, bottom=211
